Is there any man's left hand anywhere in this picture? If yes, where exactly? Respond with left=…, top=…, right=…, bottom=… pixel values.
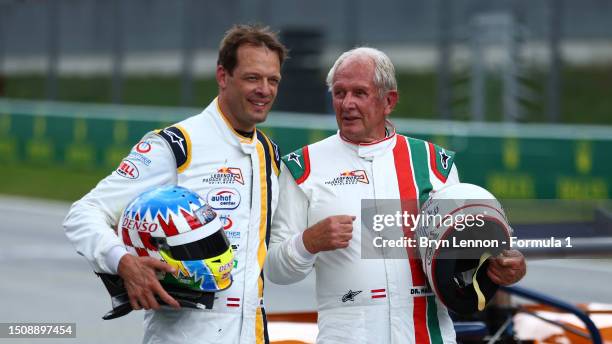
left=487, top=249, right=526, bottom=286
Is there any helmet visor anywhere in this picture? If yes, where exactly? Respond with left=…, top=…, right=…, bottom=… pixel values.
left=158, top=228, right=233, bottom=292
left=165, top=228, right=231, bottom=261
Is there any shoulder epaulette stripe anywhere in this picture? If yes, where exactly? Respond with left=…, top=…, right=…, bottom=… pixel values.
left=406, top=137, right=434, bottom=205
left=295, top=146, right=311, bottom=185
left=156, top=125, right=191, bottom=173
left=281, top=146, right=310, bottom=185
left=427, top=142, right=454, bottom=183
left=256, top=129, right=280, bottom=177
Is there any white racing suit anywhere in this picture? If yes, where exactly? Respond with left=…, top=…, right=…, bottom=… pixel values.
left=265, top=126, right=459, bottom=343
left=64, top=98, right=280, bottom=344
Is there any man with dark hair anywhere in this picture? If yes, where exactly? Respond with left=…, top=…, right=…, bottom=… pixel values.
left=64, top=24, right=287, bottom=343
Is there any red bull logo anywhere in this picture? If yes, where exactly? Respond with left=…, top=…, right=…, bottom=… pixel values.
left=202, top=167, right=244, bottom=185
left=325, top=170, right=369, bottom=185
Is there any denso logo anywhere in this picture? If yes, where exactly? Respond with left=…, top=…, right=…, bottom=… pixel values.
left=122, top=217, right=159, bottom=232
left=218, top=261, right=233, bottom=273
left=207, top=188, right=241, bottom=210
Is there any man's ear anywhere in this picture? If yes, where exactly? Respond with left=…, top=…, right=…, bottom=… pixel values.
left=216, top=65, right=227, bottom=89
left=383, top=90, right=399, bottom=116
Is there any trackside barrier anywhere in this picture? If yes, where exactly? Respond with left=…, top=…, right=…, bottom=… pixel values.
left=1, top=98, right=611, bottom=199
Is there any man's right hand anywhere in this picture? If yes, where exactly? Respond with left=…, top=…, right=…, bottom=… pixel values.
left=117, top=254, right=181, bottom=310
left=302, top=215, right=355, bottom=254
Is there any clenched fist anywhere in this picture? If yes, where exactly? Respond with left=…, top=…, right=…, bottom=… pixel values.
left=302, top=215, right=356, bottom=254
left=487, top=249, right=527, bottom=286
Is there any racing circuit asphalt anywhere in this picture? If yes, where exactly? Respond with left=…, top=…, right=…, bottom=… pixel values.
left=0, top=195, right=610, bottom=343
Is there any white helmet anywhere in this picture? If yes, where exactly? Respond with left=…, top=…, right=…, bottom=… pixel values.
left=416, top=183, right=512, bottom=314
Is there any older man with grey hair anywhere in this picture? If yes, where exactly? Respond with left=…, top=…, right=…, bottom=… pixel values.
left=265, top=47, right=525, bottom=343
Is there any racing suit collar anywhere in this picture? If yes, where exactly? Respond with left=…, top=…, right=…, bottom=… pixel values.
left=212, top=97, right=257, bottom=154
left=338, top=120, right=397, bottom=160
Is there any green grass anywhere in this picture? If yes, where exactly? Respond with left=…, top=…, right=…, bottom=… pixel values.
left=394, top=72, right=436, bottom=118
left=560, top=65, right=612, bottom=124
left=0, top=163, right=109, bottom=202
left=1, top=65, right=611, bottom=124
left=2, top=75, right=219, bottom=107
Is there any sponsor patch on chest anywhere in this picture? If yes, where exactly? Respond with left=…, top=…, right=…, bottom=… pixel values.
left=207, top=188, right=241, bottom=210
left=219, top=213, right=241, bottom=241
left=324, top=170, right=369, bottom=186
left=202, top=167, right=244, bottom=185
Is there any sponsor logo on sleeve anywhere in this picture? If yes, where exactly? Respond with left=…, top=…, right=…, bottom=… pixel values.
left=207, top=188, right=241, bottom=210
left=439, top=150, right=450, bottom=169
left=136, top=141, right=152, bottom=153
left=287, top=152, right=302, bottom=168
left=127, top=151, right=152, bottom=166
left=116, top=160, right=140, bottom=179
left=163, top=129, right=186, bottom=157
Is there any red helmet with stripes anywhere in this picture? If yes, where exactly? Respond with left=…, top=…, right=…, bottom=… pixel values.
left=99, top=185, right=235, bottom=320
left=117, top=185, right=234, bottom=293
